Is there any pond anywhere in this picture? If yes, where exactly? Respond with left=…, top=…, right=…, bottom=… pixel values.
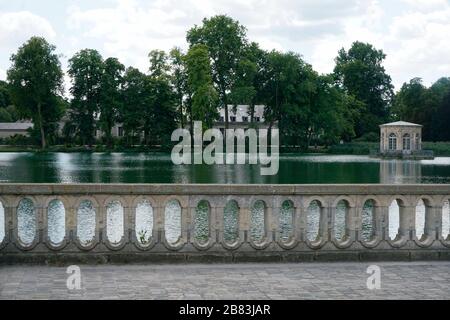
left=2, top=152, right=450, bottom=184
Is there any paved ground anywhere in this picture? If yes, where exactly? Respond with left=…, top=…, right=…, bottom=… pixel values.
left=0, top=262, right=449, bottom=300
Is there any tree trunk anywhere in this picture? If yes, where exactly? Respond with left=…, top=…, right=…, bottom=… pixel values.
left=37, top=102, right=46, bottom=149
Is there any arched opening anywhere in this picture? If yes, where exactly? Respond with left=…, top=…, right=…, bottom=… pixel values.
left=250, top=200, right=266, bottom=243
left=165, top=199, right=181, bottom=245
left=442, top=200, right=450, bottom=240
left=47, top=199, right=65, bottom=245
left=388, top=133, right=397, bottom=150
left=306, top=200, right=321, bottom=242
left=224, top=200, right=239, bottom=243
left=389, top=199, right=401, bottom=240
left=279, top=200, right=294, bottom=242
left=106, top=200, right=124, bottom=245
left=0, top=202, right=4, bottom=243
left=194, top=200, right=210, bottom=244
left=17, top=198, right=36, bottom=246
left=135, top=200, right=153, bottom=245
left=334, top=200, right=349, bottom=241
left=415, top=199, right=426, bottom=240
left=77, top=200, right=96, bottom=246
left=361, top=200, right=375, bottom=242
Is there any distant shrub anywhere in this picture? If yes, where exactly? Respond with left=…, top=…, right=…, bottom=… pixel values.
left=354, top=132, right=380, bottom=142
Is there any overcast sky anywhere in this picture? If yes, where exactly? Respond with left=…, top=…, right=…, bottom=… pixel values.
left=1, top=0, right=450, bottom=91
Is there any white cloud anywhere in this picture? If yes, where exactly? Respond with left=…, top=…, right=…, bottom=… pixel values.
left=0, top=11, right=56, bottom=48
left=1, top=0, right=450, bottom=90
left=0, top=68, right=5, bottom=81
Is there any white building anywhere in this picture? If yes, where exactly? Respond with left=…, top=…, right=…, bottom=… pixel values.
left=0, top=122, right=33, bottom=139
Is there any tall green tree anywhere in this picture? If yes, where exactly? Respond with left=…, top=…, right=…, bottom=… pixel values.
left=334, top=41, right=394, bottom=137
left=430, top=77, right=450, bottom=141
left=99, top=57, right=125, bottom=147
left=185, top=44, right=219, bottom=130
left=7, top=37, right=64, bottom=148
left=187, top=15, right=247, bottom=132
left=68, top=49, right=104, bottom=146
left=119, top=67, right=147, bottom=146
left=392, top=78, right=434, bottom=139
left=145, top=50, right=177, bottom=146
left=169, top=47, right=188, bottom=127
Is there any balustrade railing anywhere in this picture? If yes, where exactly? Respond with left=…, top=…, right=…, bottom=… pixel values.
left=0, top=184, right=449, bottom=263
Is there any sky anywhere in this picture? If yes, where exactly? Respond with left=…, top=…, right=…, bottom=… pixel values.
left=1, top=0, right=450, bottom=92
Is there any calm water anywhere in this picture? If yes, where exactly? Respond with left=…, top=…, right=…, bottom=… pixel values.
left=2, top=152, right=450, bottom=184
left=1, top=152, right=450, bottom=244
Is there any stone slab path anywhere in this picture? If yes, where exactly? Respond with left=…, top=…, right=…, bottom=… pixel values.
left=0, top=262, right=449, bottom=300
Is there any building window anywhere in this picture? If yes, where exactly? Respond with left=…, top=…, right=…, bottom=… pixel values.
left=219, top=116, right=224, bottom=122
left=230, top=116, right=236, bottom=122
left=415, top=133, right=420, bottom=150
left=242, top=116, right=248, bottom=122
left=254, top=117, right=260, bottom=122
left=118, top=127, right=124, bottom=137
left=388, top=133, right=397, bottom=151
left=402, top=133, right=411, bottom=151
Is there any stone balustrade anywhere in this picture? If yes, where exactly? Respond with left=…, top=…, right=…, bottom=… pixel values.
left=0, top=184, right=449, bottom=264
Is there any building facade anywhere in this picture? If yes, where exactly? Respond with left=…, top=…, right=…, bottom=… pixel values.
left=380, top=121, right=422, bottom=154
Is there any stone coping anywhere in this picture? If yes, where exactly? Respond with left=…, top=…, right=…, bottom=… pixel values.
left=0, top=183, right=450, bottom=195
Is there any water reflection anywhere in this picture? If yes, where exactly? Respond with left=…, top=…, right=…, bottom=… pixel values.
left=135, top=200, right=153, bottom=245
left=2, top=153, right=450, bottom=184
left=17, top=198, right=36, bottom=245
left=47, top=200, right=65, bottom=245
left=165, top=200, right=181, bottom=245
left=194, top=201, right=209, bottom=244
left=379, top=161, right=422, bottom=184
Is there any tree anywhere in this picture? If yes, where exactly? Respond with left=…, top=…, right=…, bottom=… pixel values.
left=0, top=80, right=11, bottom=109
left=334, top=41, right=394, bottom=137
left=149, top=50, right=170, bottom=79
left=68, top=49, right=104, bottom=146
left=119, top=67, right=147, bottom=146
left=184, top=44, right=219, bottom=130
left=145, top=50, right=177, bottom=147
left=392, top=78, right=434, bottom=139
left=430, top=77, right=450, bottom=141
left=7, top=37, right=64, bottom=148
left=187, top=15, right=248, bottom=132
left=169, top=47, right=188, bottom=127
left=99, top=57, right=125, bottom=147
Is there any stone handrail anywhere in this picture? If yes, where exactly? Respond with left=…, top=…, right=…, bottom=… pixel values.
left=0, top=183, right=449, bottom=264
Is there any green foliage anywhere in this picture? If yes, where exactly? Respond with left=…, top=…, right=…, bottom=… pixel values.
left=99, top=57, right=125, bottom=147
left=7, top=37, right=64, bottom=148
left=68, top=49, right=104, bottom=146
left=169, top=47, right=188, bottom=127
left=327, top=142, right=378, bottom=155
left=0, top=108, right=13, bottom=122
left=354, top=132, right=380, bottom=142
left=187, top=15, right=248, bottom=128
left=0, top=80, right=11, bottom=109
left=185, top=44, right=219, bottom=130
left=334, top=41, right=394, bottom=137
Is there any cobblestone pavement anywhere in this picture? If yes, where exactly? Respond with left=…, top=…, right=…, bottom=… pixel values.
left=0, top=262, right=449, bottom=300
